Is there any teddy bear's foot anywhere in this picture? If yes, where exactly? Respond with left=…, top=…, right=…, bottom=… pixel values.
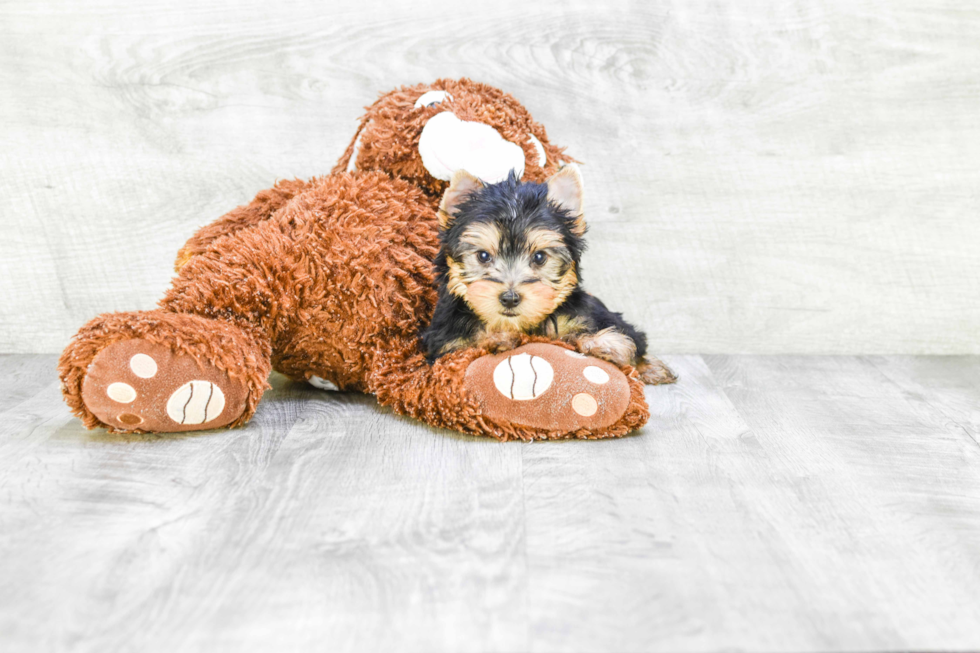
left=463, top=342, right=644, bottom=438
left=60, top=311, right=271, bottom=433
left=79, top=338, right=251, bottom=433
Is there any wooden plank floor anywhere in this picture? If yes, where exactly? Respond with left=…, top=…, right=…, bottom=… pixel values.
left=1, top=354, right=979, bottom=652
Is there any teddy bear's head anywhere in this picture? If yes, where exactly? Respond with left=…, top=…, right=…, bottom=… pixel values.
left=333, top=78, right=575, bottom=198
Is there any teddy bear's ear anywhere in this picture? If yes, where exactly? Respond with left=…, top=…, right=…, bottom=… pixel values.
left=546, top=164, right=586, bottom=237
left=438, top=170, right=483, bottom=230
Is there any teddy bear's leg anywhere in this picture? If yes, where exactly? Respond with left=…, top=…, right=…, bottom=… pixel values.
left=369, top=337, right=649, bottom=441
left=174, top=177, right=311, bottom=270
left=60, top=216, right=319, bottom=432
left=59, top=310, right=271, bottom=433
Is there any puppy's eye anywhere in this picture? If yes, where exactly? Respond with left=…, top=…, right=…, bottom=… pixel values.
left=532, top=251, right=547, bottom=266
left=477, top=250, right=492, bottom=264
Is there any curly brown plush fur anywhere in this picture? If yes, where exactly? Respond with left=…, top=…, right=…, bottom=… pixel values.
left=58, top=79, right=656, bottom=441
left=332, top=78, right=576, bottom=197
left=175, top=79, right=576, bottom=267
left=174, top=177, right=309, bottom=270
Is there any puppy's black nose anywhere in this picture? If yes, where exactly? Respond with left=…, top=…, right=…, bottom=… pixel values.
left=499, top=289, right=522, bottom=309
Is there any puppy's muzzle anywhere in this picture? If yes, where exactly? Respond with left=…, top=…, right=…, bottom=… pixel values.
left=499, top=289, right=522, bottom=310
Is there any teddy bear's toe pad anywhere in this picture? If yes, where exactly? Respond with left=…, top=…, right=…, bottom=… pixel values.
left=81, top=339, right=248, bottom=432
left=464, top=343, right=631, bottom=432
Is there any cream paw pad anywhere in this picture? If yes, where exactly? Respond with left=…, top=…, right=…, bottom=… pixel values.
left=464, top=343, right=632, bottom=432
left=80, top=339, right=248, bottom=432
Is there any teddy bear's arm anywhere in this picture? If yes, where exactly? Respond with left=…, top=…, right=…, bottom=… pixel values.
left=173, top=177, right=312, bottom=271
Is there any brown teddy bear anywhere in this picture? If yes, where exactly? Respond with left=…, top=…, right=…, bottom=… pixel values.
left=58, top=79, right=662, bottom=441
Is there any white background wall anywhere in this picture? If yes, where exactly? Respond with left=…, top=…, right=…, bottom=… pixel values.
left=2, top=0, right=978, bottom=354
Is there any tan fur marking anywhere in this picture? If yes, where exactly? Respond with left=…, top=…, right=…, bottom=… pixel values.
left=525, top=227, right=566, bottom=252
left=636, top=357, right=678, bottom=385
left=465, top=279, right=563, bottom=333
left=436, top=328, right=524, bottom=357
left=446, top=256, right=468, bottom=298
left=460, top=222, right=501, bottom=256
left=458, top=258, right=579, bottom=334
left=437, top=337, right=473, bottom=356
left=517, top=282, right=558, bottom=328
left=544, top=314, right=590, bottom=339
left=475, top=330, right=522, bottom=353
left=552, top=266, right=577, bottom=304
left=465, top=280, right=507, bottom=326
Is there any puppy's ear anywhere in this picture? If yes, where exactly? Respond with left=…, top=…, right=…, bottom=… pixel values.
left=546, top=164, right=586, bottom=236
left=439, top=170, right=483, bottom=230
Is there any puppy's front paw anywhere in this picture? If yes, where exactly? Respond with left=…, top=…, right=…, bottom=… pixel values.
left=573, top=328, right=636, bottom=367
left=477, top=330, right=522, bottom=354
left=637, top=357, right=677, bottom=385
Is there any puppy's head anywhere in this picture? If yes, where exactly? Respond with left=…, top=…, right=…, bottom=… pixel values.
left=437, top=165, right=587, bottom=332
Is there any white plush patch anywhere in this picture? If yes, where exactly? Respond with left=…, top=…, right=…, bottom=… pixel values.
left=583, top=366, right=610, bottom=385
left=166, top=381, right=225, bottom=425
left=346, top=120, right=371, bottom=173
left=106, top=382, right=136, bottom=404
left=493, top=353, right=554, bottom=401
left=308, top=375, right=339, bottom=391
left=572, top=392, right=598, bottom=417
left=414, top=90, right=452, bottom=108
left=418, top=111, right=526, bottom=183
left=129, top=353, right=157, bottom=379
left=527, top=133, right=547, bottom=167
left=564, top=350, right=586, bottom=359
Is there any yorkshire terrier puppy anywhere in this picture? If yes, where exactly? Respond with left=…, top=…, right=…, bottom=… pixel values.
left=421, top=166, right=676, bottom=385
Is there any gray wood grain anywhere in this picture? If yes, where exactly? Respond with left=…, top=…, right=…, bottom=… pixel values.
left=1, top=0, right=979, bottom=354
left=0, top=354, right=57, bottom=413
left=702, top=355, right=980, bottom=651
left=3, top=354, right=980, bottom=651
left=0, top=371, right=529, bottom=652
